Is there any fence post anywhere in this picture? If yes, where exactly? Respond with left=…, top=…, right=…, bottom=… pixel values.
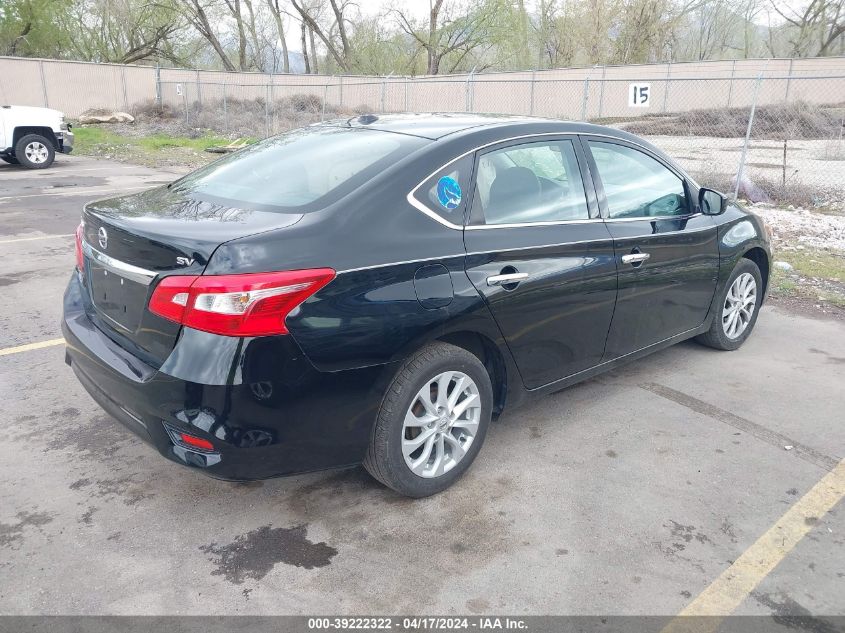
left=196, top=69, right=202, bottom=107
left=381, top=73, right=391, bottom=113
left=404, top=77, right=409, bottom=112
left=155, top=65, right=162, bottom=106
left=580, top=76, right=589, bottom=121
left=734, top=71, right=764, bottom=201
left=269, top=72, right=274, bottom=132
left=121, top=66, right=128, bottom=111
left=222, top=80, right=227, bottom=133
left=662, top=62, right=672, bottom=113
left=322, top=83, right=328, bottom=121
left=183, top=84, right=189, bottom=125
left=784, top=58, right=794, bottom=102
left=597, top=66, right=606, bottom=119
left=465, top=68, right=475, bottom=112
left=264, top=82, right=270, bottom=137
left=38, top=61, right=49, bottom=107
left=727, top=59, right=736, bottom=109
left=339, top=76, right=344, bottom=107
left=529, top=70, right=535, bottom=115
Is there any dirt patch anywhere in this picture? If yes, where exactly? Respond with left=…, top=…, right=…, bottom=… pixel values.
left=0, top=510, right=54, bottom=548
left=767, top=294, right=845, bottom=322
left=119, top=94, right=360, bottom=140
left=623, top=102, right=843, bottom=139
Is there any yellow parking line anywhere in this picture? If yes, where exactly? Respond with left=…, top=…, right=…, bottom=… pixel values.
left=662, top=458, right=845, bottom=633
left=0, top=234, right=73, bottom=244
left=0, top=338, right=65, bottom=356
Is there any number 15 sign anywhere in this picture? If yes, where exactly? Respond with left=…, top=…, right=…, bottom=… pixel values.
left=628, top=83, right=650, bottom=107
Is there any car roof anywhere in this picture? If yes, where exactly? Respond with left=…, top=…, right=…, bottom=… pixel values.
left=324, top=112, right=677, bottom=171
left=337, top=113, right=552, bottom=140
left=336, top=112, right=645, bottom=143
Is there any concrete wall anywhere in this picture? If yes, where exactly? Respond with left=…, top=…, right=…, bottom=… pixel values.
left=2, top=56, right=845, bottom=119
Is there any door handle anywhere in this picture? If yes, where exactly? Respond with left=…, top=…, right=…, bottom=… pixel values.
left=486, top=272, right=529, bottom=286
left=621, top=253, right=650, bottom=265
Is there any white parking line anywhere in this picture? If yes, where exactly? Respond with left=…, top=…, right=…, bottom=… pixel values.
left=0, top=185, right=150, bottom=201
left=5, top=166, right=143, bottom=175
left=0, top=234, right=73, bottom=244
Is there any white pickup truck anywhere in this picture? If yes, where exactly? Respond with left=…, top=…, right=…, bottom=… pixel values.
left=0, top=105, right=74, bottom=169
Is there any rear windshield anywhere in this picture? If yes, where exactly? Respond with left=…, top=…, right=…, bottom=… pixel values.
left=172, top=126, right=427, bottom=212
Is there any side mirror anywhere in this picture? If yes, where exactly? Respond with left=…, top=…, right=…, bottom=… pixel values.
left=699, top=188, right=727, bottom=215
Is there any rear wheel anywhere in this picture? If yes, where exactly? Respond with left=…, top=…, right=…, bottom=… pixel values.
left=696, top=258, right=763, bottom=351
left=15, top=134, right=55, bottom=169
left=1, top=155, right=19, bottom=165
left=364, top=342, right=493, bottom=497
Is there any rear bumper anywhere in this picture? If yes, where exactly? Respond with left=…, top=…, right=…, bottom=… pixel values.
left=62, top=272, right=390, bottom=480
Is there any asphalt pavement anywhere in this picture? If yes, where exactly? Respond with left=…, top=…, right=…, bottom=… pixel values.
left=0, top=155, right=842, bottom=621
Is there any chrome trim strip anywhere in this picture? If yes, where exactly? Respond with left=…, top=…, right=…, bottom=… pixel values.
left=465, top=218, right=603, bottom=230
left=406, top=130, right=692, bottom=229
left=82, top=240, right=157, bottom=286
left=604, top=212, right=703, bottom=223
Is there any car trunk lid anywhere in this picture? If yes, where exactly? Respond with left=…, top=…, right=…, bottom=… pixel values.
left=80, top=187, right=302, bottom=366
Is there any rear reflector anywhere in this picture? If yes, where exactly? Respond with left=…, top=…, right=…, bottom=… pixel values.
left=74, top=222, right=85, bottom=273
left=149, top=269, right=336, bottom=337
left=179, top=432, right=214, bottom=451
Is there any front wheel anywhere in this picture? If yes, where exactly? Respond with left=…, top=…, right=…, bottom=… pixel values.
left=15, top=134, right=55, bottom=169
left=363, top=342, right=493, bottom=497
left=696, top=258, right=763, bottom=351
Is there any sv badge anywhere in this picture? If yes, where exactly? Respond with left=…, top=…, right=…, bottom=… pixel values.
left=176, top=256, right=195, bottom=267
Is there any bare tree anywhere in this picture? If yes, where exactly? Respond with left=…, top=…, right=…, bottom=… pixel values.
left=178, top=0, right=237, bottom=70
left=393, top=0, right=502, bottom=74
left=300, top=20, right=311, bottom=72
left=266, top=0, right=290, bottom=72
left=772, top=0, right=845, bottom=56
left=290, top=0, right=352, bottom=71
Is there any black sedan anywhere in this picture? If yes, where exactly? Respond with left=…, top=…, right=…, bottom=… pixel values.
left=63, top=114, right=771, bottom=497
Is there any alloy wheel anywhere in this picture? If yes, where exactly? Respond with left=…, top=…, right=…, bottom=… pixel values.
left=25, top=141, right=49, bottom=164
left=722, top=272, right=757, bottom=339
left=401, top=370, right=481, bottom=478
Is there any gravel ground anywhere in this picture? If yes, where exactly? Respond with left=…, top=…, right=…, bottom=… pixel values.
left=750, top=204, right=845, bottom=251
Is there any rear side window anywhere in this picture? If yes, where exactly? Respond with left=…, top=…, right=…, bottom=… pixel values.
left=471, top=140, right=589, bottom=225
left=412, top=156, right=473, bottom=225
left=173, top=126, right=427, bottom=212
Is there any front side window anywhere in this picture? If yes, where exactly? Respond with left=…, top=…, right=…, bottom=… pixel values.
left=588, top=141, right=687, bottom=219
left=173, top=126, right=427, bottom=213
left=472, top=140, right=589, bottom=225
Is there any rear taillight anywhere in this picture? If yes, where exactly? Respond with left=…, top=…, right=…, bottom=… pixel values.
left=178, top=432, right=214, bottom=451
left=74, top=222, right=85, bottom=273
left=148, top=269, right=335, bottom=337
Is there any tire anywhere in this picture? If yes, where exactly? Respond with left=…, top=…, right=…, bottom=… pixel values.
left=363, top=342, right=493, bottom=497
left=696, top=258, right=763, bottom=351
left=14, top=134, right=55, bottom=169
left=1, top=155, right=19, bottom=165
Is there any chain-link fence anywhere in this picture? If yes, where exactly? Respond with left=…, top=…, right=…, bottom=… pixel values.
left=1, top=54, right=843, bottom=208
left=155, top=71, right=845, bottom=208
